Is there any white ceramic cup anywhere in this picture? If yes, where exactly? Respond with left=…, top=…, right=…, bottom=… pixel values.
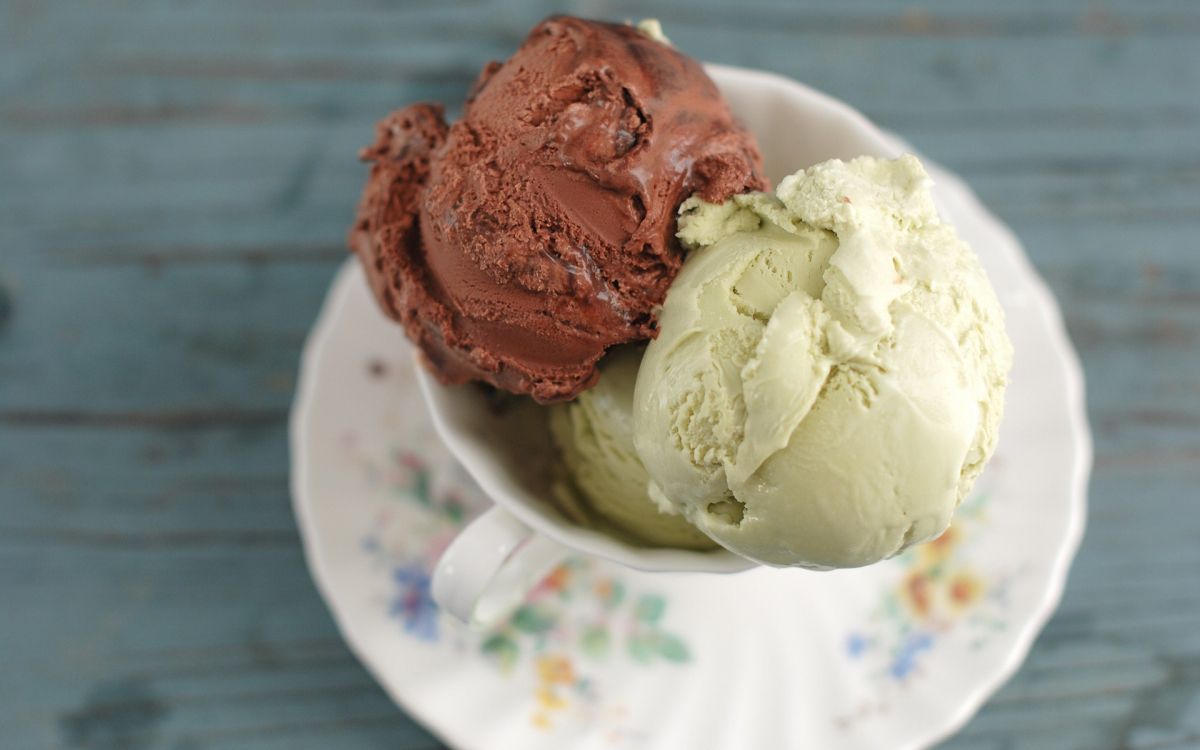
left=421, top=63, right=912, bottom=626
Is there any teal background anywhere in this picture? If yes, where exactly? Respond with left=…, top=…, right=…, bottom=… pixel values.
left=2, top=1, right=1198, bottom=748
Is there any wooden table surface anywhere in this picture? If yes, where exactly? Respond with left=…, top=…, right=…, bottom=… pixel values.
left=3, top=1, right=1198, bottom=748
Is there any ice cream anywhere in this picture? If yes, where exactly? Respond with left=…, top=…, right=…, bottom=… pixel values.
left=549, top=347, right=718, bottom=551
left=632, top=155, right=1013, bottom=568
left=349, top=16, right=766, bottom=403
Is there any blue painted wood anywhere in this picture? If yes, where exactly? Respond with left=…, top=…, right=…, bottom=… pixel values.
left=2, top=0, right=1199, bottom=748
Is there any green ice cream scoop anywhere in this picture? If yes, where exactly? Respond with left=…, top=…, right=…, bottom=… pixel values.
left=548, top=347, right=717, bottom=551
left=632, top=155, right=1013, bottom=568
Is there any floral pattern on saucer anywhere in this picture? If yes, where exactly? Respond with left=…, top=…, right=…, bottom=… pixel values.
left=834, top=458, right=1028, bottom=732
left=845, top=487, right=1014, bottom=683
left=348, top=415, right=1022, bottom=740
left=350, top=441, right=692, bottom=734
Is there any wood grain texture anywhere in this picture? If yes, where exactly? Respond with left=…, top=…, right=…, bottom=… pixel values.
left=2, top=0, right=1198, bottom=748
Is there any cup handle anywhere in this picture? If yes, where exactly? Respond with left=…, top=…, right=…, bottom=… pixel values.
left=431, top=506, right=570, bottom=627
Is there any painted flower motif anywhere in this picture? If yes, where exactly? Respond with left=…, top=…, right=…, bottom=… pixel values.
left=846, top=632, right=872, bottom=659
left=842, top=487, right=1011, bottom=700
left=947, top=571, right=985, bottom=611
left=530, top=564, right=572, bottom=600
left=901, top=571, right=933, bottom=619
left=918, top=524, right=959, bottom=566
left=889, top=631, right=935, bottom=680
left=389, top=562, right=438, bottom=642
left=595, top=578, right=625, bottom=610
left=359, top=434, right=692, bottom=737
left=535, top=686, right=568, bottom=710
left=531, top=655, right=577, bottom=729
left=897, top=523, right=990, bottom=629
left=537, top=655, right=575, bottom=684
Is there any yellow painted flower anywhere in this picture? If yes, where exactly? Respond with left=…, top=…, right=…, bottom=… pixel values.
left=947, top=570, right=985, bottom=611
left=900, top=571, right=933, bottom=620
left=536, top=686, right=567, bottom=710
left=917, top=524, right=961, bottom=567
left=536, top=654, right=575, bottom=685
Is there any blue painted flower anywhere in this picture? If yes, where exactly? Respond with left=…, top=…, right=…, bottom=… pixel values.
left=889, top=631, right=934, bottom=680
left=389, top=562, right=438, bottom=642
left=846, top=632, right=871, bottom=659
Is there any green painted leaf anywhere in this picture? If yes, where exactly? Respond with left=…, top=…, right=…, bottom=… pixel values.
left=634, top=594, right=665, bottom=624
left=657, top=633, right=690, bottom=663
left=581, top=626, right=610, bottom=658
left=481, top=633, right=519, bottom=670
left=442, top=498, right=464, bottom=523
left=606, top=581, right=626, bottom=610
left=627, top=633, right=656, bottom=663
left=413, top=470, right=431, bottom=505
left=511, top=605, right=555, bottom=634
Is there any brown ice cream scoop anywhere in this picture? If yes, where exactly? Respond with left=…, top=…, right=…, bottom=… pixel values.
left=349, top=15, right=767, bottom=402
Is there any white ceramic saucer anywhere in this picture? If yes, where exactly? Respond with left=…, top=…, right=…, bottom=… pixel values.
left=290, top=65, right=1091, bottom=750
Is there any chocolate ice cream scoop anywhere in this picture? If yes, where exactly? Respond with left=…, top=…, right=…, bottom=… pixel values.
left=349, top=16, right=766, bottom=402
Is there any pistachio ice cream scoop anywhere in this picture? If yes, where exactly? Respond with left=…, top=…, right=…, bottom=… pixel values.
left=549, top=347, right=718, bottom=551
left=632, top=155, right=1012, bottom=568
